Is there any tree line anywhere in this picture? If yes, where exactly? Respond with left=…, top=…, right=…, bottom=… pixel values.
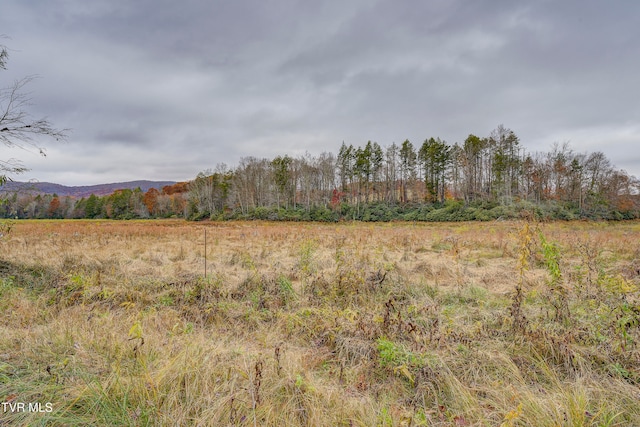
left=0, top=183, right=189, bottom=220
left=1, top=125, right=639, bottom=221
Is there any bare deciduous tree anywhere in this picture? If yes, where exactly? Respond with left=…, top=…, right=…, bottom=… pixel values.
left=1, top=41, right=68, bottom=185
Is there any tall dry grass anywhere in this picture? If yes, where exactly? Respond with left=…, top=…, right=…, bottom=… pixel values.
left=0, top=219, right=639, bottom=426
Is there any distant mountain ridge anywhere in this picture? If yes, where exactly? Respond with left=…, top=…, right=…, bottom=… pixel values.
left=0, top=180, right=177, bottom=198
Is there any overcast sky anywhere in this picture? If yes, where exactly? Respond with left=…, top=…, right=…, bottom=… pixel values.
left=2, top=0, right=639, bottom=186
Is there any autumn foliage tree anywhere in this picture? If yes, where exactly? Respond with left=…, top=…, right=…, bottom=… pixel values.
left=47, top=195, right=61, bottom=218
left=143, top=188, right=159, bottom=216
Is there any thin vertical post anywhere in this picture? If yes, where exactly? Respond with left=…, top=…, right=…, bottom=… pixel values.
left=204, top=228, right=207, bottom=278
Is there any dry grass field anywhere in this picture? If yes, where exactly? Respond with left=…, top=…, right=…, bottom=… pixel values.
left=1, top=219, right=639, bottom=426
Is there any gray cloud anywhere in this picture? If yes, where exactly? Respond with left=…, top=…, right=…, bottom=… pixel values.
left=1, top=0, right=639, bottom=185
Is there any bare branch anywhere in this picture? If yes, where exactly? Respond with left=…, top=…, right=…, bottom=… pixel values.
left=0, top=48, right=7, bottom=70
left=1, top=76, right=69, bottom=151
left=0, top=38, right=8, bottom=70
left=1, top=49, right=69, bottom=183
left=0, top=158, right=28, bottom=176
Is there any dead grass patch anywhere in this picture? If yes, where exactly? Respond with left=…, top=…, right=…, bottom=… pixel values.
left=0, top=219, right=639, bottom=425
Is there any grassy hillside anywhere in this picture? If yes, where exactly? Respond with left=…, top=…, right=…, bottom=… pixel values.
left=1, top=220, right=639, bottom=425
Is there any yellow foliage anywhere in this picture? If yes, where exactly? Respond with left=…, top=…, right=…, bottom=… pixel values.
left=501, top=403, right=523, bottom=427
left=128, top=320, right=143, bottom=340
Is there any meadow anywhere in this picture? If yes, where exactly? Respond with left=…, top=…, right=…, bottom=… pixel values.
left=0, top=219, right=639, bottom=426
